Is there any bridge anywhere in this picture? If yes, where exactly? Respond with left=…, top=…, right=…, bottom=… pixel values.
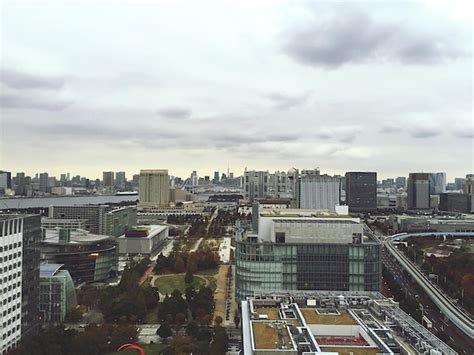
left=384, top=231, right=474, bottom=339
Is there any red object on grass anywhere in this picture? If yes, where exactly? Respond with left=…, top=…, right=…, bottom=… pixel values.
left=117, top=343, right=145, bottom=355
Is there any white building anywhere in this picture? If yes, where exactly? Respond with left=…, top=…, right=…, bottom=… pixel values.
left=118, top=225, right=169, bottom=256
left=297, top=174, right=340, bottom=211
left=0, top=217, right=24, bottom=353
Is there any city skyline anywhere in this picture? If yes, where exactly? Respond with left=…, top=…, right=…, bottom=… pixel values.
left=2, top=167, right=471, bottom=183
left=1, top=0, right=472, bottom=178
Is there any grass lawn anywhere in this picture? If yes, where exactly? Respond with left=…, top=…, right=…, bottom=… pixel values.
left=107, top=343, right=165, bottom=355
left=153, top=274, right=206, bottom=295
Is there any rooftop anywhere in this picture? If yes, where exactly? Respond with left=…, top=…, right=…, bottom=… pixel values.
left=40, top=263, right=64, bottom=278
left=300, top=308, right=357, bottom=325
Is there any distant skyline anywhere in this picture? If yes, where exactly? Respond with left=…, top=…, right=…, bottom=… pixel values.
left=4, top=167, right=470, bottom=183
left=1, top=0, right=473, bottom=179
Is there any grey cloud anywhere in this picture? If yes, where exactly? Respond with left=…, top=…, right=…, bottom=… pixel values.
left=453, top=128, right=474, bottom=139
left=0, top=68, right=65, bottom=90
left=409, top=126, right=442, bottom=138
left=282, top=6, right=465, bottom=68
left=378, top=123, right=401, bottom=134
left=265, top=92, right=309, bottom=110
left=0, top=93, right=71, bottom=111
left=157, top=107, right=191, bottom=119
left=313, top=126, right=360, bottom=143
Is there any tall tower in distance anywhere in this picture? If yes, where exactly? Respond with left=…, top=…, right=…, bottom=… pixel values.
left=407, top=173, right=431, bottom=210
left=139, top=169, right=170, bottom=208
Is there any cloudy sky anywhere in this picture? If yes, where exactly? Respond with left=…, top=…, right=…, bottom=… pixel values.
left=1, top=0, right=472, bottom=180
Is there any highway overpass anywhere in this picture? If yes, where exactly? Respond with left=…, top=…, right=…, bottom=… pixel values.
left=384, top=231, right=474, bottom=339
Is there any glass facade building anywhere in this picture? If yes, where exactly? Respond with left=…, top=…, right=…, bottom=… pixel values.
left=236, top=240, right=380, bottom=300
left=39, top=264, right=77, bottom=323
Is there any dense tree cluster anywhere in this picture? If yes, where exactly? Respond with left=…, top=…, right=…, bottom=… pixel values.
left=208, top=210, right=239, bottom=237
left=154, top=249, right=219, bottom=275
left=11, top=324, right=137, bottom=355
left=99, top=258, right=160, bottom=323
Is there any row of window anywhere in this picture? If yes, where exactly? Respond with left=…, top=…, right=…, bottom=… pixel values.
left=0, top=252, right=22, bottom=263
left=2, top=325, right=21, bottom=339
left=2, top=292, right=21, bottom=305
left=2, top=302, right=21, bottom=317
left=0, top=281, right=21, bottom=294
left=1, top=263, right=21, bottom=273
left=2, top=313, right=20, bottom=328
left=0, top=272, right=21, bottom=284
left=0, top=242, right=22, bottom=252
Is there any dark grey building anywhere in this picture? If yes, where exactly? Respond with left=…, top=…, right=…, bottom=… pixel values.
left=407, top=173, right=431, bottom=210
left=21, top=215, right=42, bottom=339
left=439, top=193, right=471, bottom=213
left=345, top=172, right=377, bottom=213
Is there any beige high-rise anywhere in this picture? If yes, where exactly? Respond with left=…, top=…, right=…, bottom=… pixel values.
left=139, top=169, right=170, bottom=207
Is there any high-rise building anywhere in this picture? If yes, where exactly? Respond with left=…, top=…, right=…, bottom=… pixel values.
left=139, top=169, right=170, bottom=208
left=345, top=172, right=377, bottom=213
left=15, top=172, right=26, bottom=195
left=235, top=209, right=381, bottom=300
left=297, top=173, right=340, bottom=210
left=102, top=171, right=115, bottom=188
left=39, top=172, right=49, bottom=193
left=407, top=173, right=431, bottom=210
left=0, top=171, right=11, bottom=190
left=428, top=172, right=446, bottom=195
left=463, top=174, right=474, bottom=213
left=0, top=215, right=41, bottom=353
left=395, top=176, right=406, bottom=189
left=213, top=171, right=220, bottom=183
left=244, top=170, right=270, bottom=201
left=115, top=171, right=126, bottom=187
left=454, top=177, right=465, bottom=190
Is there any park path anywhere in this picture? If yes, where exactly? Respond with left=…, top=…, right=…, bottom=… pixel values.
left=189, top=237, right=203, bottom=253
left=138, top=261, right=156, bottom=286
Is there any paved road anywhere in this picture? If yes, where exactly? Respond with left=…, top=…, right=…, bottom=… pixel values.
left=189, top=237, right=203, bottom=253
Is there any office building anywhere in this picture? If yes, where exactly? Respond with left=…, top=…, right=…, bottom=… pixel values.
left=244, top=170, right=270, bottom=201
left=428, top=172, right=446, bottom=195
left=297, top=174, right=340, bottom=211
left=213, top=171, right=220, bottom=183
left=39, top=172, right=49, bottom=193
left=0, top=215, right=41, bottom=353
left=464, top=174, right=474, bottom=213
left=115, top=171, right=126, bottom=187
left=242, top=291, right=455, bottom=355
left=270, top=170, right=295, bottom=199
left=48, top=205, right=136, bottom=236
left=139, top=169, right=170, bottom=208
left=41, top=218, right=86, bottom=231
left=395, top=176, right=406, bottom=189
left=0, top=216, right=25, bottom=353
left=118, top=225, right=169, bottom=256
left=345, top=172, right=377, bottom=213
left=454, top=177, right=465, bottom=190
left=39, top=264, right=77, bottom=323
left=103, top=171, right=115, bottom=188
left=0, top=171, right=11, bottom=189
left=235, top=209, right=381, bottom=300
left=39, top=229, right=118, bottom=284
left=439, top=193, right=471, bottom=213
left=407, top=173, right=431, bottom=210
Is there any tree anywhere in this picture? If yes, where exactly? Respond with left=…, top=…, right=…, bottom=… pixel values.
left=184, top=270, right=194, bottom=284
left=174, top=256, right=186, bottom=273
left=210, top=326, right=229, bottom=355
left=157, top=322, right=173, bottom=341
left=185, top=321, right=199, bottom=338
left=214, top=316, right=223, bottom=326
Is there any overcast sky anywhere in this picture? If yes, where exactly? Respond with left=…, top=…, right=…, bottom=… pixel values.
left=1, top=0, right=472, bottom=180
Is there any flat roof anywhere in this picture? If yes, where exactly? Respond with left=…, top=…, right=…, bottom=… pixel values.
left=320, top=347, right=379, bottom=355
left=300, top=309, right=358, bottom=325
left=252, top=321, right=293, bottom=350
